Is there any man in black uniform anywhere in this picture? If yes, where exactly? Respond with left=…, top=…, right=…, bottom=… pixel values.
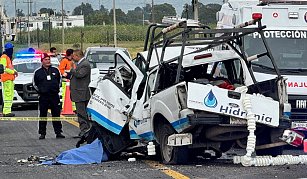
left=33, top=53, right=65, bottom=139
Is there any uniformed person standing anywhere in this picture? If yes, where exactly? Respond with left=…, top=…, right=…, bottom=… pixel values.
left=0, top=42, right=18, bottom=117
left=59, top=49, right=76, bottom=111
left=33, top=53, right=65, bottom=139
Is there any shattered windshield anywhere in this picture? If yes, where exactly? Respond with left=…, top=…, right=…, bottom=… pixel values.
left=86, top=50, right=128, bottom=70
left=87, top=50, right=117, bottom=63
left=244, top=30, right=307, bottom=72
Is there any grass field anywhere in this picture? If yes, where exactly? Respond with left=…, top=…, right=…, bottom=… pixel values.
left=15, top=41, right=145, bottom=59
left=14, top=23, right=216, bottom=58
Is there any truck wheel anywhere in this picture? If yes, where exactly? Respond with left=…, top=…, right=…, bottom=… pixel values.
left=158, top=123, right=188, bottom=165
left=91, top=122, right=133, bottom=160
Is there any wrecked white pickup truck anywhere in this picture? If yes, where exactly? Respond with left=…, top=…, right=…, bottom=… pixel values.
left=87, top=19, right=291, bottom=164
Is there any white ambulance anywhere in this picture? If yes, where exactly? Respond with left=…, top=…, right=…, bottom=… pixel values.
left=216, top=0, right=307, bottom=130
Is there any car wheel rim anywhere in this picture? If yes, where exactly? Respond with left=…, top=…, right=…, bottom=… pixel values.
left=162, top=135, right=173, bottom=162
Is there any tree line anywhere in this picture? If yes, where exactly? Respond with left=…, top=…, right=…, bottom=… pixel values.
left=17, top=2, right=221, bottom=26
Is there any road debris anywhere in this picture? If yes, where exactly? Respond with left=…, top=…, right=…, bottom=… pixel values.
left=17, top=155, right=54, bottom=165
left=128, top=158, right=136, bottom=162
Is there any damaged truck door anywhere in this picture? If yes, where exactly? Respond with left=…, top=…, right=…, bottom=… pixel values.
left=87, top=50, right=144, bottom=135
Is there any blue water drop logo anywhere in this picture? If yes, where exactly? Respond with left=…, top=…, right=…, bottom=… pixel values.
left=204, top=90, right=218, bottom=108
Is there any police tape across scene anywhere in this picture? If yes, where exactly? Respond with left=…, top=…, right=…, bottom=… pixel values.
left=0, top=117, right=77, bottom=121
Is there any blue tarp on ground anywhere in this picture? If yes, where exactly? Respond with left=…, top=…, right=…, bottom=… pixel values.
left=42, top=139, right=108, bottom=165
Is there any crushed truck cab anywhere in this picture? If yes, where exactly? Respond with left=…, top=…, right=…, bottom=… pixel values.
left=87, top=19, right=291, bottom=164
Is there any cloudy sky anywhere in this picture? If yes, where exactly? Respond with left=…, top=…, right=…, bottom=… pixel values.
left=3, top=0, right=223, bottom=17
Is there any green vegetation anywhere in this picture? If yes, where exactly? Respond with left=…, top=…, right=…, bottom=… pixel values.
left=15, top=1, right=221, bottom=58
left=15, top=22, right=216, bottom=58
left=18, top=25, right=148, bottom=45
left=22, top=2, right=220, bottom=26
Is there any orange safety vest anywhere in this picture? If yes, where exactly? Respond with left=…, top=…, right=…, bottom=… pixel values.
left=0, top=54, right=15, bottom=82
left=59, top=57, right=72, bottom=75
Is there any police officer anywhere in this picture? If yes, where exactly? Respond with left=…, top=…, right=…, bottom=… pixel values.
left=33, top=53, right=65, bottom=139
left=0, top=42, right=18, bottom=117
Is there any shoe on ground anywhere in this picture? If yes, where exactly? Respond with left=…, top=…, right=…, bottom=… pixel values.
left=39, top=134, right=45, bottom=140
left=56, top=133, right=65, bottom=139
left=3, top=113, right=15, bottom=117
left=73, top=134, right=81, bottom=138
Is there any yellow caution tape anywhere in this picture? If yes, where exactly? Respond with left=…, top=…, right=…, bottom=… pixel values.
left=0, top=117, right=77, bottom=121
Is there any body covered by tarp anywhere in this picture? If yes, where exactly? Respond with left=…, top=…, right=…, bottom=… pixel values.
left=43, top=139, right=108, bottom=165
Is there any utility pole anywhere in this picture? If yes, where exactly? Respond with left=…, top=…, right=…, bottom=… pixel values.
left=15, top=0, right=17, bottom=18
left=113, top=0, right=117, bottom=47
left=37, top=23, right=39, bottom=48
left=27, top=0, right=30, bottom=47
left=142, top=0, right=145, bottom=26
left=23, top=0, right=33, bottom=47
left=48, top=10, right=51, bottom=49
left=81, top=29, right=84, bottom=51
left=183, top=4, right=189, bottom=19
left=193, top=0, right=199, bottom=21
left=30, top=0, right=32, bottom=16
left=19, top=17, right=22, bottom=44
left=151, top=0, right=154, bottom=23
left=62, top=0, right=65, bottom=51
left=14, top=0, right=17, bottom=41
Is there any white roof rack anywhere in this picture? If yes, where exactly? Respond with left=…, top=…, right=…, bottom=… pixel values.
left=162, top=16, right=200, bottom=27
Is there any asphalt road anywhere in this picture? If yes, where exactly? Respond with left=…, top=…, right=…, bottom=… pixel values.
left=0, top=105, right=307, bottom=179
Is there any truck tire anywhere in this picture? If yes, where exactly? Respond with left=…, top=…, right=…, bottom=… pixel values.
left=158, top=123, right=189, bottom=165
left=89, top=122, right=133, bottom=160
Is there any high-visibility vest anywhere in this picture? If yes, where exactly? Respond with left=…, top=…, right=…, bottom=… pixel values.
left=0, top=54, right=15, bottom=82
left=59, top=57, right=72, bottom=75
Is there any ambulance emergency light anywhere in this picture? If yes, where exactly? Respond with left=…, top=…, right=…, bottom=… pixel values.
left=252, top=13, right=263, bottom=20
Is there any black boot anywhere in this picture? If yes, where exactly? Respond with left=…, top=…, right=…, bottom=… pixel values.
left=56, top=133, right=65, bottom=139
left=4, top=113, right=15, bottom=117
left=39, top=134, right=45, bottom=140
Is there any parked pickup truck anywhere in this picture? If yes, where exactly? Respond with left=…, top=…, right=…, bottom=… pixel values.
left=87, top=18, right=291, bottom=164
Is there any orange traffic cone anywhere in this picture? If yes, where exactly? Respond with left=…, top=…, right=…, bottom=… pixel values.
left=61, top=81, right=74, bottom=115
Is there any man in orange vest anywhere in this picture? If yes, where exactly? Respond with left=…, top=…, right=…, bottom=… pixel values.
left=0, top=42, right=18, bottom=117
left=59, top=49, right=76, bottom=111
